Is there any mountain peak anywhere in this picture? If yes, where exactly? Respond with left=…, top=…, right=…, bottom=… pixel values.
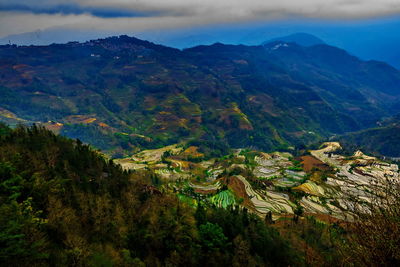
left=263, top=33, right=325, bottom=47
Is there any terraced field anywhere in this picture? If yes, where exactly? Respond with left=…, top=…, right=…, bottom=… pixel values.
left=115, top=142, right=400, bottom=221
left=209, top=190, right=236, bottom=208
left=236, top=175, right=294, bottom=214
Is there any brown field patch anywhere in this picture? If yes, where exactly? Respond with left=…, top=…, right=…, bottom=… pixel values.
left=181, top=146, right=204, bottom=158
left=98, top=122, right=110, bottom=128
left=225, top=176, right=253, bottom=207
left=65, top=115, right=97, bottom=124
left=300, top=155, right=330, bottom=172
left=82, top=118, right=97, bottom=124
left=194, top=189, right=217, bottom=194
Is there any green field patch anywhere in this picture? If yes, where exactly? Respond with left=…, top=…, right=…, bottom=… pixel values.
left=209, top=190, right=236, bottom=208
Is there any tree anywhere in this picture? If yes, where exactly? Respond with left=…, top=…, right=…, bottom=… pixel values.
left=232, top=235, right=255, bottom=267
left=265, top=211, right=274, bottom=224
left=293, top=205, right=304, bottom=223
left=194, top=204, right=207, bottom=226
left=199, top=222, right=228, bottom=251
left=343, top=177, right=400, bottom=266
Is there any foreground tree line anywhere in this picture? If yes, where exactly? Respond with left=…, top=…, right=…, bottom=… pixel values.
left=0, top=124, right=399, bottom=266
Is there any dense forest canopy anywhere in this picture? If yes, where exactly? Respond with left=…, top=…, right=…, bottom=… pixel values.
left=0, top=124, right=303, bottom=266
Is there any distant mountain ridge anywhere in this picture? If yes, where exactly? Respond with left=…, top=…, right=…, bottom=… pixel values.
left=1, top=35, right=400, bottom=156
left=263, top=33, right=325, bottom=47
left=0, top=28, right=114, bottom=46
left=2, top=24, right=400, bottom=69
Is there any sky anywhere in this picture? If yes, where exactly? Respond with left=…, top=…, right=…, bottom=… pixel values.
left=1, top=0, right=400, bottom=38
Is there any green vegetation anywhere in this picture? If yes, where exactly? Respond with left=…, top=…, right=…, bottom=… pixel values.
left=0, top=124, right=303, bottom=266
left=336, top=123, right=400, bottom=157
left=209, top=190, right=236, bottom=208
left=2, top=35, right=400, bottom=156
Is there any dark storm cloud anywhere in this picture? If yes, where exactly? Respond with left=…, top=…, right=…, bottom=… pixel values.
left=0, top=3, right=153, bottom=18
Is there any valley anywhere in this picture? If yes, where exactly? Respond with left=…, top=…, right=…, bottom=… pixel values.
left=115, top=141, right=400, bottom=221
left=1, top=34, right=400, bottom=266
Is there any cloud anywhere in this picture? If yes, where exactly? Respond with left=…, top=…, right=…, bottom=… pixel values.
left=0, top=0, right=400, bottom=38
left=0, top=2, right=155, bottom=18
left=47, top=0, right=400, bottom=18
left=0, top=12, right=92, bottom=37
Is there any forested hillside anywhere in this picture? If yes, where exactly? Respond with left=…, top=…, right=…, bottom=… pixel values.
left=335, top=117, right=400, bottom=157
left=0, top=124, right=302, bottom=266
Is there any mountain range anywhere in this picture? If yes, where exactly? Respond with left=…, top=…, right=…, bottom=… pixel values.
left=2, top=22, right=400, bottom=70
left=1, top=35, right=400, bottom=156
left=1, top=34, right=400, bottom=266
